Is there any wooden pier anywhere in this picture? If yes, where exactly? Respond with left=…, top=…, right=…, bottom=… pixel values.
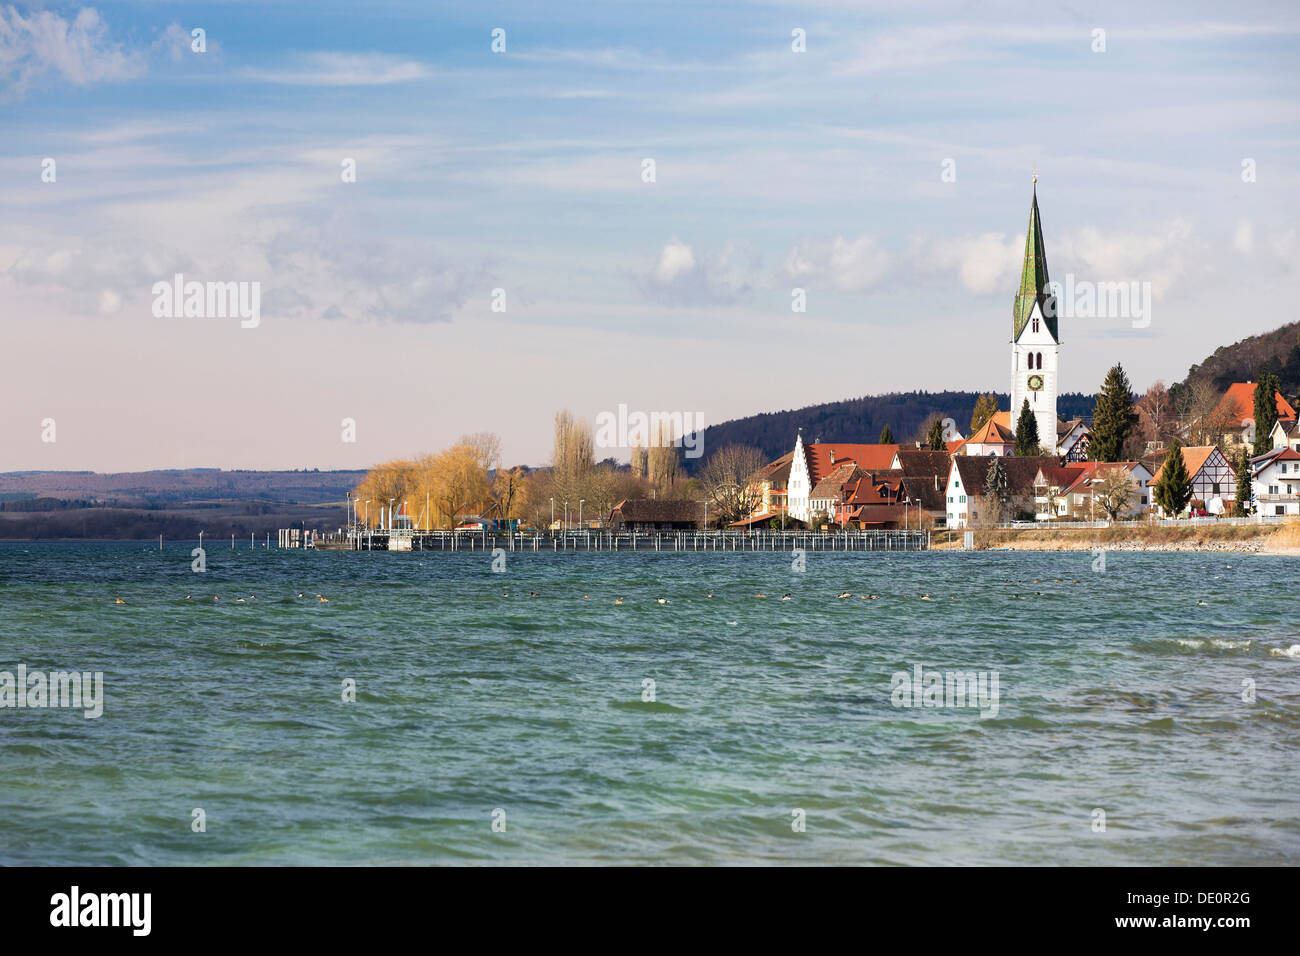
left=283, top=528, right=930, bottom=552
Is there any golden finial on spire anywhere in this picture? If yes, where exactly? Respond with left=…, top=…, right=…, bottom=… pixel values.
left=1032, top=168, right=1038, bottom=185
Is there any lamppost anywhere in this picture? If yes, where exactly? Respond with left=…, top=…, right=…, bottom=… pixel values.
left=564, top=500, right=569, bottom=533
left=550, top=498, right=555, bottom=533
left=579, top=499, right=584, bottom=529
left=388, top=498, right=395, bottom=532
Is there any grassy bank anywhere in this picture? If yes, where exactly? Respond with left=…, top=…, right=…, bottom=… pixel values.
left=931, top=520, right=1300, bottom=553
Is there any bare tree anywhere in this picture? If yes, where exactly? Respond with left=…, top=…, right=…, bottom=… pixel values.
left=551, top=410, right=593, bottom=504
left=647, top=420, right=681, bottom=492
left=1179, top=380, right=1233, bottom=449
left=699, top=444, right=766, bottom=526
left=1093, top=466, right=1136, bottom=521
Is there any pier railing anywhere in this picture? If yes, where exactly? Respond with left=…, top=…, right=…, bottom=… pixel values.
left=302, top=528, right=930, bottom=552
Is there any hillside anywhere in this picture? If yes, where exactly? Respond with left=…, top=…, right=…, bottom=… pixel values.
left=690, top=391, right=1098, bottom=464
left=1170, top=320, right=1300, bottom=406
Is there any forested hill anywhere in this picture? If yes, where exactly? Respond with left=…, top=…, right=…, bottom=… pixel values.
left=690, top=391, right=1098, bottom=464
left=1170, top=320, right=1300, bottom=406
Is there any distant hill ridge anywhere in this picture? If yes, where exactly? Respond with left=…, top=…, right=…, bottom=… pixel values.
left=1171, top=319, right=1300, bottom=405
left=690, top=391, right=1098, bottom=464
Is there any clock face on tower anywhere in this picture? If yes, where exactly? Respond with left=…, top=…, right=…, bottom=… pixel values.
left=1027, top=373, right=1045, bottom=392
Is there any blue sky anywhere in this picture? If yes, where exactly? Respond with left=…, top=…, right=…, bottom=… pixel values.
left=2, top=0, right=1298, bottom=470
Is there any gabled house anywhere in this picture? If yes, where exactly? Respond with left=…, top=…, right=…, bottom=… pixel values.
left=945, top=455, right=1059, bottom=528
left=1268, top=417, right=1300, bottom=452
left=1056, top=418, right=1091, bottom=461
left=1149, top=445, right=1237, bottom=515
left=748, top=451, right=794, bottom=520
left=609, top=499, right=705, bottom=531
left=1250, top=447, right=1300, bottom=515
left=1211, top=382, right=1297, bottom=450
left=786, top=432, right=899, bottom=521
left=1033, top=461, right=1154, bottom=519
left=960, top=412, right=1017, bottom=456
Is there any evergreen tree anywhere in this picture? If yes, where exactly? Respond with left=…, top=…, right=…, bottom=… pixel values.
left=1233, top=448, right=1252, bottom=516
left=1014, top=399, right=1040, bottom=456
left=984, top=456, right=1009, bottom=522
left=1153, top=439, right=1193, bottom=516
left=1253, top=370, right=1282, bottom=456
left=926, top=418, right=946, bottom=451
left=1090, top=363, right=1138, bottom=461
left=879, top=425, right=894, bottom=444
left=970, top=394, right=998, bottom=434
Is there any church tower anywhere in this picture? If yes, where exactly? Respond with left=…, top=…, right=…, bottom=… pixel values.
left=1009, top=175, right=1059, bottom=453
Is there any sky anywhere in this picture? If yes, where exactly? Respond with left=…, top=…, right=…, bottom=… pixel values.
left=2, top=0, right=1298, bottom=471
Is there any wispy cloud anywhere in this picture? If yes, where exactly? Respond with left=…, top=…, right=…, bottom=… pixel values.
left=0, top=5, right=144, bottom=94
left=241, top=51, right=430, bottom=86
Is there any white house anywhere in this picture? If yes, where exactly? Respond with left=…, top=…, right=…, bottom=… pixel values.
left=1251, top=447, right=1300, bottom=516
left=785, top=432, right=899, bottom=522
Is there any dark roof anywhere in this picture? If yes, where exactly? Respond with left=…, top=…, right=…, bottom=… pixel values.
left=893, top=449, right=951, bottom=480
left=809, top=462, right=863, bottom=500
left=899, top=475, right=947, bottom=511
left=610, top=498, right=705, bottom=522
left=755, top=451, right=794, bottom=486
left=953, top=455, right=1060, bottom=497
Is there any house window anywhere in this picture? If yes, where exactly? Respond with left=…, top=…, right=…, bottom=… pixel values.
left=1032, top=316, right=1039, bottom=333
left=960, top=495, right=966, bottom=503
left=1211, top=483, right=1221, bottom=495
left=1278, top=506, right=1286, bottom=515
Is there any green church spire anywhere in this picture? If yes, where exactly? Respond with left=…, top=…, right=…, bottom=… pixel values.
left=1012, top=177, right=1056, bottom=342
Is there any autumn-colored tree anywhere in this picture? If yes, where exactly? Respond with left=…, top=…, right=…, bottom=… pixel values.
left=551, top=410, right=593, bottom=506
left=647, top=420, right=681, bottom=492
left=970, top=394, right=999, bottom=434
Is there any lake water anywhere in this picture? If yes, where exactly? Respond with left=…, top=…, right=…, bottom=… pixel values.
left=1, top=541, right=1296, bottom=865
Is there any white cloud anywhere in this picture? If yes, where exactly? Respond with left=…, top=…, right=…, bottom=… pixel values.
left=0, top=5, right=144, bottom=94
left=640, top=238, right=761, bottom=305
left=784, top=235, right=892, bottom=292
left=653, top=238, right=695, bottom=282
left=915, top=233, right=1021, bottom=296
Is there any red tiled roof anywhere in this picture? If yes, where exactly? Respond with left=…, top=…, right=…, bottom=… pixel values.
left=1151, top=446, right=1218, bottom=484
left=1213, top=382, right=1297, bottom=426
left=964, top=411, right=1014, bottom=447
left=804, top=443, right=899, bottom=484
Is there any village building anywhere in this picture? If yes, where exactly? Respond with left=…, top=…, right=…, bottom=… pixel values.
left=945, top=455, right=1059, bottom=528
left=741, top=451, right=793, bottom=525
left=1211, top=382, right=1296, bottom=450
left=608, top=499, right=706, bottom=531
left=1250, top=446, right=1300, bottom=516
left=785, top=432, right=899, bottom=521
left=1149, top=445, right=1237, bottom=516
left=1032, top=461, right=1154, bottom=520
left=958, top=412, right=1016, bottom=456
left=1056, top=419, right=1090, bottom=461
left=1268, top=417, right=1300, bottom=452
left=1009, top=177, right=1061, bottom=450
